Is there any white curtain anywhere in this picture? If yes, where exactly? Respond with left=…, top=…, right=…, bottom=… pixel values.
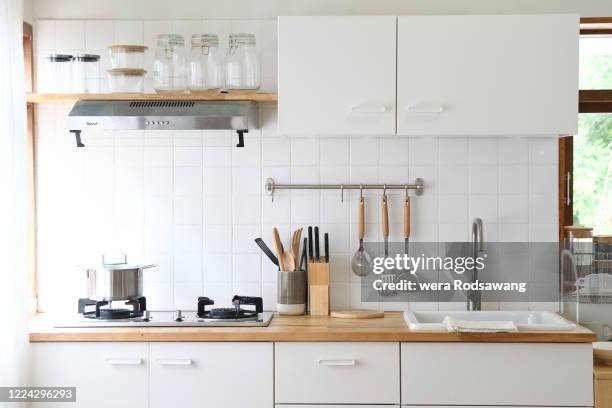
left=0, top=0, right=29, bottom=403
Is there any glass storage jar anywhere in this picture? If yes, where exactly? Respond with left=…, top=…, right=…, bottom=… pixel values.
left=44, top=54, right=73, bottom=93
left=154, top=34, right=187, bottom=93
left=72, top=53, right=100, bottom=93
left=187, top=34, right=223, bottom=92
left=107, top=68, right=146, bottom=93
left=225, top=33, right=260, bottom=91
left=108, top=45, right=147, bottom=69
left=564, top=226, right=593, bottom=278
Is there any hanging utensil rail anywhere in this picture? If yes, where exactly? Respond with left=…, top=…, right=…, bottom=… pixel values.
left=264, top=177, right=424, bottom=201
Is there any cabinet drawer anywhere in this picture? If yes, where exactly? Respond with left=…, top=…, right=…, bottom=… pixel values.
left=275, top=342, right=400, bottom=404
left=401, top=343, right=592, bottom=406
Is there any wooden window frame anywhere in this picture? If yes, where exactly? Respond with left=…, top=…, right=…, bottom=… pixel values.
left=559, top=18, right=612, bottom=242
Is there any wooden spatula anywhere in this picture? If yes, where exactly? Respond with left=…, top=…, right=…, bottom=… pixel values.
left=272, top=227, right=286, bottom=271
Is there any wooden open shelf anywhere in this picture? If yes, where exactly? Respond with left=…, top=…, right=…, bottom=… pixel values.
left=26, top=92, right=278, bottom=104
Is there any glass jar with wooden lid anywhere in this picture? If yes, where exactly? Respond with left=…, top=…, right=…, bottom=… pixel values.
left=594, top=236, right=612, bottom=274
left=108, top=45, right=148, bottom=69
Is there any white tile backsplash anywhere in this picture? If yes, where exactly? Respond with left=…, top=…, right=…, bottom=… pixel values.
left=35, top=18, right=560, bottom=314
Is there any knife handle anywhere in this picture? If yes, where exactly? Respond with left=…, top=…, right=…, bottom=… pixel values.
left=308, top=226, right=313, bottom=260
left=314, top=226, right=320, bottom=261
left=324, top=233, right=329, bottom=263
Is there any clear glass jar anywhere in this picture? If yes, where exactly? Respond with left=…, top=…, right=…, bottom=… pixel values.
left=107, top=69, right=146, bottom=93
left=44, top=54, right=73, bottom=93
left=108, top=45, right=147, bottom=69
left=187, top=34, right=224, bottom=92
left=225, top=33, right=260, bottom=91
left=154, top=34, right=187, bottom=93
left=72, top=54, right=100, bottom=93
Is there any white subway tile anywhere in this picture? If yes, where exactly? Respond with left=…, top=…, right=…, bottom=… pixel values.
left=500, top=137, right=528, bottom=165
left=529, top=194, right=557, bottom=223
left=204, top=254, right=232, bottom=283
left=320, top=165, right=350, bottom=184
left=204, top=283, right=233, bottom=308
left=499, top=165, right=528, bottom=195
left=262, top=137, right=290, bottom=166
left=409, top=137, right=438, bottom=165
left=145, top=130, right=173, bottom=146
left=380, top=138, right=409, bottom=166
left=204, top=196, right=231, bottom=225
left=349, top=166, right=378, bottom=184
left=468, top=195, right=499, bottom=225
left=232, top=132, right=261, bottom=167
left=350, top=138, right=379, bottom=166
left=203, top=130, right=233, bottom=147
left=438, top=165, right=468, bottom=194
left=233, top=225, right=261, bottom=254
left=290, top=191, right=320, bottom=224
left=320, top=138, right=349, bottom=166
left=291, top=137, right=319, bottom=166
left=233, top=194, right=261, bottom=224
left=174, top=283, right=203, bottom=309
left=144, top=167, right=173, bottom=195
left=174, top=130, right=203, bottom=147
left=174, top=166, right=203, bottom=195
left=469, top=166, right=498, bottom=194
left=85, top=20, right=113, bottom=50
left=174, top=147, right=203, bottom=167
left=499, top=196, right=528, bottom=224
left=529, top=164, right=557, bottom=194
left=439, top=137, right=468, bottom=165
left=144, top=252, right=172, bottom=283
left=291, top=166, right=319, bottom=184
left=469, top=138, right=499, bottom=165
left=203, top=147, right=231, bottom=167
left=174, top=224, right=203, bottom=252
left=174, top=196, right=203, bottom=225
left=203, top=167, right=231, bottom=196
left=114, top=20, right=144, bottom=44
left=145, top=196, right=172, bottom=227
left=529, top=224, right=558, bottom=242
left=143, top=283, right=173, bottom=309
left=499, top=223, right=529, bottom=242
left=174, top=252, right=203, bottom=283
left=203, top=224, right=232, bottom=254
left=438, top=223, right=469, bottom=242
left=144, top=146, right=172, bottom=167
left=115, top=146, right=143, bottom=168
left=36, top=20, right=56, bottom=50
left=55, top=20, right=85, bottom=50
left=528, top=138, right=557, bottom=165
left=261, top=195, right=290, bottom=224
left=320, top=191, right=349, bottom=224
left=233, top=254, right=261, bottom=283
left=232, top=167, right=261, bottom=195
left=439, top=195, right=468, bottom=224
left=319, top=223, right=350, bottom=253
left=379, top=166, right=410, bottom=185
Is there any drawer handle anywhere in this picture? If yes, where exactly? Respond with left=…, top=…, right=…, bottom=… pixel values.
left=317, top=359, right=356, bottom=366
left=156, top=359, right=193, bottom=366
left=351, top=104, right=387, bottom=114
left=405, top=104, right=445, bottom=113
left=106, top=358, right=142, bottom=366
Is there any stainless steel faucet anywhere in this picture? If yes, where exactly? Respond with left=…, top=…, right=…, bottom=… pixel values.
left=467, top=218, right=484, bottom=311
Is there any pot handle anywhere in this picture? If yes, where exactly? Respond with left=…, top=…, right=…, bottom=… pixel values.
left=140, top=264, right=158, bottom=269
left=102, top=253, right=127, bottom=265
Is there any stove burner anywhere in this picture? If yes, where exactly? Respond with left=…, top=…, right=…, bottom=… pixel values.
left=78, top=297, right=146, bottom=320
left=208, top=307, right=257, bottom=320
left=197, top=295, right=263, bottom=319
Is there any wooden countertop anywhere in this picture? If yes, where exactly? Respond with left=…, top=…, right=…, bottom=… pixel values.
left=29, top=312, right=596, bottom=342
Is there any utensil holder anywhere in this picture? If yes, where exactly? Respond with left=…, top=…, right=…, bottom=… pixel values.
left=277, top=270, right=306, bottom=315
left=308, top=262, right=330, bottom=316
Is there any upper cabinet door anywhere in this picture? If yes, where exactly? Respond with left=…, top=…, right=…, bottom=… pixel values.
left=278, top=16, right=397, bottom=136
left=397, top=15, right=579, bottom=136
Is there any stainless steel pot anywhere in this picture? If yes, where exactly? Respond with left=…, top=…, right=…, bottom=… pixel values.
left=84, top=255, right=156, bottom=301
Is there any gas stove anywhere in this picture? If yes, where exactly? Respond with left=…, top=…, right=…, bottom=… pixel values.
left=55, top=295, right=273, bottom=328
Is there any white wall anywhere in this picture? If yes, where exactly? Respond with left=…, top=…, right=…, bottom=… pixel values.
left=32, top=0, right=612, bottom=19
left=34, top=18, right=560, bottom=315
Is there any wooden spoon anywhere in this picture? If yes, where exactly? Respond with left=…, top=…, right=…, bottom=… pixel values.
left=272, top=228, right=287, bottom=271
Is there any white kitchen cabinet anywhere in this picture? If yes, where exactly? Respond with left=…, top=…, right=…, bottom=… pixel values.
left=278, top=16, right=397, bottom=136
left=275, top=342, right=400, bottom=404
left=397, top=14, right=578, bottom=136
left=401, top=343, right=593, bottom=406
left=30, top=342, right=148, bottom=408
left=149, top=342, right=273, bottom=408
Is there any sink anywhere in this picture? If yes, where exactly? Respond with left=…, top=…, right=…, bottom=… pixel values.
left=404, top=310, right=576, bottom=331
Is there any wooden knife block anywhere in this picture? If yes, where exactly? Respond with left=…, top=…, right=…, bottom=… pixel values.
left=308, top=262, right=330, bottom=316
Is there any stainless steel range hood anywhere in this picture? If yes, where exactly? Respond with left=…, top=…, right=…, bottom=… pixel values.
left=67, top=100, right=258, bottom=147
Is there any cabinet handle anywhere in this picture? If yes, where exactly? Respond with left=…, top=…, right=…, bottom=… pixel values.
left=106, top=358, right=142, bottom=366
left=156, top=359, right=193, bottom=366
left=405, top=104, right=444, bottom=113
left=351, top=104, right=387, bottom=114
left=566, top=171, right=572, bottom=206
left=317, top=359, right=356, bottom=366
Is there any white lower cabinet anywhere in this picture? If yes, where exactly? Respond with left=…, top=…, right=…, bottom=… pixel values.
left=149, top=342, right=273, bottom=408
left=401, top=343, right=593, bottom=406
left=275, top=342, right=400, bottom=404
left=30, top=342, right=148, bottom=408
